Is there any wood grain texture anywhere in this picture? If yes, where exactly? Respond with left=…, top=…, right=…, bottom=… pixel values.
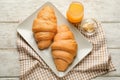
left=103, top=49, right=120, bottom=77
left=103, top=23, right=120, bottom=48
left=0, top=23, right=119, bottom=48
left=0, top=78, right=19, bottom=80
left=0, top=48, right=119, bottom=77
left=0, top=0, right=119, bottom=22
left=92, top=77, right=120, bottom=80
left=0, top=23, right=17, bottom=48
left=0, top=0, right=119, bottom=79
left=0, top=49, right=19, bottom=76
left=0, top=77, right=120, bottom=80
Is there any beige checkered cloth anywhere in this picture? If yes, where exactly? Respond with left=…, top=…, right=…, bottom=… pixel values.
left=17, top=21, right=115, bottom=80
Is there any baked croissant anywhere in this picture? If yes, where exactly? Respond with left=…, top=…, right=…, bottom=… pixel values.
left=51, top=25, right=78, bottom=71
left=32, top=6, right=57, bottom=49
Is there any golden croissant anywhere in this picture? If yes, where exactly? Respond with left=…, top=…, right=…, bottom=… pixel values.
left=32, top=6, right=57, bottom=49
left=51, top=25, right=78, bottom=71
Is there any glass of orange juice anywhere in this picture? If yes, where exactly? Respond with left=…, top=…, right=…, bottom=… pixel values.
left=66, top=2, right=84, bottom=24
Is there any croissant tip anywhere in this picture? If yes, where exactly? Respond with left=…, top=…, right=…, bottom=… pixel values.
left=54, top=59, right=69, bottom=72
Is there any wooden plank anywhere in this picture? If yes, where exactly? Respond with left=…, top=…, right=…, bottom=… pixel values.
left=0, top=78, right=19, bottom=80
left=0, top=49, right=19, bottom=76
left=102, top=23, right=120, bottom=48
left=0, top=48, right=119, bottom=77
left=0, top=0, right=119, bottom=22
left=0, top=23, right=119, bottom=48
left=83, top=0, right=120, bottom=23
left=0, top=23, right=17, bottom=48
left=102, top=49, right=120, bottom=77
left=0, top=23, right=119, bottom=77
left=0, top=77, right=120, bottom=80
left=92, top=77, right=120, bottom=80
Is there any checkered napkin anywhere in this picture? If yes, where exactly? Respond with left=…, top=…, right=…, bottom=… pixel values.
left=17, top=21, right=115, bottom=80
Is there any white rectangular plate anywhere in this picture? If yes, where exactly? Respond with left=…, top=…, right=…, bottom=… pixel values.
left=17, top=2, right=93, bottom=77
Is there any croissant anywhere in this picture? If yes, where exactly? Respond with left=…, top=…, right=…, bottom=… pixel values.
left=32, top=6, right=57, bottom=49
left=51, top=25, right=78, bottom=71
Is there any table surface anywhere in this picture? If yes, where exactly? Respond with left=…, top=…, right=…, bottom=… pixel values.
left=0, top=0, right=120, bottom=80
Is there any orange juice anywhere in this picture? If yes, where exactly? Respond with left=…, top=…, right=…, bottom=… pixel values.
left=66, top=2, right=84, bottom=23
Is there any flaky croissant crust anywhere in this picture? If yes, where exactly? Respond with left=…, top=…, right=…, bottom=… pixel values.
left=51, top=25, right=77, bottom=71
left=32, top=6, right=57, bottom=49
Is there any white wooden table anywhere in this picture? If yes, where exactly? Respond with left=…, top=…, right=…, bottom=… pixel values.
left=0, top=0, right=120, bottom=80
